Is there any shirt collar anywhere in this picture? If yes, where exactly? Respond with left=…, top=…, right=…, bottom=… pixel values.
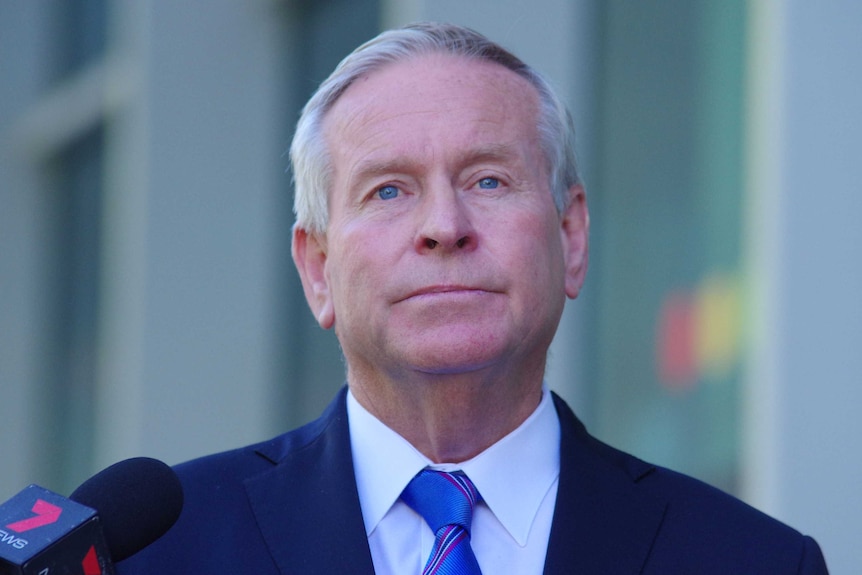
left=347, top=386, right=560, bottom=546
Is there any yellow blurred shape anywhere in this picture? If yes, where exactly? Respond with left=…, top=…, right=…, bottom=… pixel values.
left=695, top=273, right=742, bottom=380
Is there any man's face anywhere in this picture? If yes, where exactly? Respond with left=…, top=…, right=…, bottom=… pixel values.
left=294, top=54, right=588, bottom=383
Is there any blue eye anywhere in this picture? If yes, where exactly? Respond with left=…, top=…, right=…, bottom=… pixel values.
left=377, top=185, right=399, bottom=200
left=478, top=177, right=499, bottom=189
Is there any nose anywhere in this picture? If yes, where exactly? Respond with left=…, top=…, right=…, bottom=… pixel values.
left=414, top=185, right=476, bottom=253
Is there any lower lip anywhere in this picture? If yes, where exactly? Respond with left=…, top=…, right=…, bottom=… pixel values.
left=406, top=289, right=490, bottom=302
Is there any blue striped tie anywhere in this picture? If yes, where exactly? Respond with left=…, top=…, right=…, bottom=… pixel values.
left=401, top=469, right=483, bottom=575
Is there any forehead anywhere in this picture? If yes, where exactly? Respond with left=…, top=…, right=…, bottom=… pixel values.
left=321, top=53, right=542, bottom=168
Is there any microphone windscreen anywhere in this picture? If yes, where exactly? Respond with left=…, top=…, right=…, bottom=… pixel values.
left=70, top=457, right=184, bottom=561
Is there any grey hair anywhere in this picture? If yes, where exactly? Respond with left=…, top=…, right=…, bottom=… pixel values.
left=290, top=22, right=581, bottom=233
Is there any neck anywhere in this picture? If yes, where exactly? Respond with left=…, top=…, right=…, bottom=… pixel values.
left=348, top=365, right=544, bottom=463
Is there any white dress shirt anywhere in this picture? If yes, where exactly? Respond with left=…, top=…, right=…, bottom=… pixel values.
left=347, top=386, right=561, bottom=575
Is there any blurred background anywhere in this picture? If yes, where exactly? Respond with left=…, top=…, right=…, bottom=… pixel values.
left=1, top=0, right=859, bottom=571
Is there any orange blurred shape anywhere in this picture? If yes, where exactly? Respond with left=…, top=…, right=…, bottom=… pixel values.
left=657, top=291, right=698, bottom=391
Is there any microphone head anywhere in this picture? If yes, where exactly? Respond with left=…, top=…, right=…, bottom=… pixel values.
left=70, top=457, right=184, bottom=562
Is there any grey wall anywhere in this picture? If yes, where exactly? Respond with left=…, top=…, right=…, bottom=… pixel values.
left=91, top=1, right=289, bottom=469
left=774, top=2, right=862, bottom=571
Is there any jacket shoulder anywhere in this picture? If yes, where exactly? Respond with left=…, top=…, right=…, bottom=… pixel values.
left=172, top=385, right=347, bottom=491
left=551, top=392, right=828, bottom=573
left=640, top=465, right=828, bottom=573
left=118, top=390, right=349, bottom=574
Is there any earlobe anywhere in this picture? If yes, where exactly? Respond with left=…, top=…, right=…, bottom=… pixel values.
left=291, top=225, right=335, bottom=329
left=561, top=185, right=590, bottom=299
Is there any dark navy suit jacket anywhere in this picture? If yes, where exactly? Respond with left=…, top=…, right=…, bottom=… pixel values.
left=118, top=387, right=828, bottom=574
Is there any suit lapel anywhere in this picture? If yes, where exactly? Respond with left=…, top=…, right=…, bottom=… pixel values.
left=544, top=394, right=667, bottom=574
left=244, top=388, right=376, bottom=575
left=240, top=388, right=666, bottom=574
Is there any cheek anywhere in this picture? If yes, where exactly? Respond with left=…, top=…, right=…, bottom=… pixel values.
left=504, top=207, right=563, bottom=257
left=326, top=230, right=388, bottom=305
left=509, top=213, right=567, bottom=293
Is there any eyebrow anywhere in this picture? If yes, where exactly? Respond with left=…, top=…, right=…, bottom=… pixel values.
left=350, top=143, right=522, bottom=183
left=459, top=143, right=522, bottom=167
left=350, top=158, right=424, bottom=183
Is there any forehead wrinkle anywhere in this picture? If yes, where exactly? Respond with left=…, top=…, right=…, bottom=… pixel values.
left=324, top=54, right=547, bottom=193
left=330, top=102, right=442, bottom=176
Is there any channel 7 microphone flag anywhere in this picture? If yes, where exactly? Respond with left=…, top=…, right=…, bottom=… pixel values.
left=0, top=458, right=183, bottom=575
left=0, top=485, right=111, bottom=575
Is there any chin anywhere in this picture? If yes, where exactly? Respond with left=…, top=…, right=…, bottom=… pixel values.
left=400, top=339, right=510, bottom=376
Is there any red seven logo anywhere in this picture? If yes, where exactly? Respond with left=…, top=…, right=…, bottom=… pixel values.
left=5, top=499, right=63, bottom=533
left=82, top=545, right=102, bottom=575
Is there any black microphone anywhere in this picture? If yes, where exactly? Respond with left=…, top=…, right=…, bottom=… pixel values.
left=0, top=457, right=183, bottom=575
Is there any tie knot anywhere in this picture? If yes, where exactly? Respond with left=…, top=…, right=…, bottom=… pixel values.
left=402, top=470, right=482, bottom=534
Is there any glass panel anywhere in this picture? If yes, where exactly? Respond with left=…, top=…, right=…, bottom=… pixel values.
left=40, top=126, right=105, bottom=493
left=586, top=0, right=747, bottom=493
left=46, top=0, right=108, bottom=83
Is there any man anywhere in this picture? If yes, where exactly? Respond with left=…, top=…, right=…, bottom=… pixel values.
left=119, top=23, right=828, bottom=574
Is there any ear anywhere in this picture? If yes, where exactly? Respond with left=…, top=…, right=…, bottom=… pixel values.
left=560, top=184, right=590, bottom=299
left=291, top=225, right=335, bottom=329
